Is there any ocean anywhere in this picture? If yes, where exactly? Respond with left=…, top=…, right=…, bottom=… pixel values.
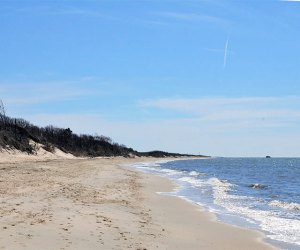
left=131, top=158, right=300, bottom=249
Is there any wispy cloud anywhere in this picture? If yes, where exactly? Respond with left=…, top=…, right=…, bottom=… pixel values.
left=3, top=6, right=109, bottom=19
left=0, top=77, right=98, bottom=106
left=141, top=96, right=300, bottom=127
left=155, top=11, right=229, bottom=27
left=50, top=8, right=107, bottom=18
left=141, top=20, right=170, bottom=26
left=142, top=96, right=288, bottom=110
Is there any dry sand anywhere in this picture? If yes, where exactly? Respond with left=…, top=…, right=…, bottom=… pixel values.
left=0, top=155, right=277, bottom=250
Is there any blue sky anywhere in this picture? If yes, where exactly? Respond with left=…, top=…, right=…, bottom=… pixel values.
left=1, top=0, right=300, bottom=156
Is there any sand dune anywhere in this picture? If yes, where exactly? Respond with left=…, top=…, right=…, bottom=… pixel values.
left=0, top=142, right=76, bottom=164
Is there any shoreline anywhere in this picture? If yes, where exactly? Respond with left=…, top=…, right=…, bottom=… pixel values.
left=134, top=158, right=300, bottom=250
left=0, top=156, right=277, bottom=249
left=125, top=158, right=277, bottom=250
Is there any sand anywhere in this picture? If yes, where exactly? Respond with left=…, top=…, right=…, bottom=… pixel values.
left=0, top=141, right=76, bottom=164
left=0, top=155, right=276, bottom=250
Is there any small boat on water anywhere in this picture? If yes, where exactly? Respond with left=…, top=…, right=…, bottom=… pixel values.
left=266, top=156, right=271, bottom=158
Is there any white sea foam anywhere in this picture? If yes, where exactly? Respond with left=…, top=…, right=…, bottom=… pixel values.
left=178, top=176, right=204, bottom=187
left=208, top=178, right=237, bottom=200
left=207, top=177, right=300, bottom=246
left=189, top=171, right=200, bottom=176
left=233, top=206, right=300, bottom=245
left=136, top=166, right=157, bottom=171
left=131, top=161, right=167, bottom=172
left=269, top=200, right=300, bottom=211
left=132, top=163, right=158, bottom=169
left=160, top=168, right=182, bottom=175
left=189, top=170, right=206, bottom=176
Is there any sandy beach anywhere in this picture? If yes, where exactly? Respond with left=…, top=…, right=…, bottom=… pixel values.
left=0, top=156, right=276, bottom=250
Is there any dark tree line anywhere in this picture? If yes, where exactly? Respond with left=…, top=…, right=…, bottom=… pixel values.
left=0, top=100, right=135, bottom=156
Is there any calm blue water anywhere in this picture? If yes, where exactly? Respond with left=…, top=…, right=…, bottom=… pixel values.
left=131, top=158, right=300, bottom=249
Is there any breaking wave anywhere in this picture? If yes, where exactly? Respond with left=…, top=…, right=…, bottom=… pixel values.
left=269, top=200, right=300, bottom=211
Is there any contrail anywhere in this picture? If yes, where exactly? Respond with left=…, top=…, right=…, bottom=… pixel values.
left=223, top=37, right=229, bottom=68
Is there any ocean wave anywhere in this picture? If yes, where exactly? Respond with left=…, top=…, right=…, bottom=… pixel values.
left=189, top=171, right=206, bottom=176
left=189, top=171, right=199, bottom=176
left=269, top=200, right=300, bottom=211
left=207, top=178, right=300, bottom=246
left=207, top=177, right=240, bottom=204
left=226, top=204, right=300, bottom=246
left=211, top=189, right=300, bottom=245
left=208, top=177, right=233, bottom=189
left=249, top=183, right=268, bottom=189
left=178, top=176, right=204, bottom=187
